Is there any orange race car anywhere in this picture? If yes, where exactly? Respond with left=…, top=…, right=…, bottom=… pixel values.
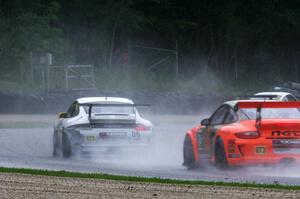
left=183, top=100, right=300, bottom=169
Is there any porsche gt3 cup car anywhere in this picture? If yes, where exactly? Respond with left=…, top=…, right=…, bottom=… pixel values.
left=53, top=97, right=153, bottom=157
left=183, top=100, right=300, bottom=169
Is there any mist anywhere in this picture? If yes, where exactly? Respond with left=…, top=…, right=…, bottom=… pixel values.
left=0, top=0, right=299, bottom=186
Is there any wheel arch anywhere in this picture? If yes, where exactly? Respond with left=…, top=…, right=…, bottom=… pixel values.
left=214, top=127, right=238, bottom=148
left=213, top=129, right=228, bottom=161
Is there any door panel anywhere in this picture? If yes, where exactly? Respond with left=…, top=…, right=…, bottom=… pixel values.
left=199, top=105, right=234, bottom=157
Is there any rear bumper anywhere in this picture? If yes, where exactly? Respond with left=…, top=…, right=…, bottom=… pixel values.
left=79, top=143, right=151, bottom=152
left=228, top=155, right=300, bottom=166
left=78, top=137, right=153, bottom=152
left=70, top=127, right=153, bottom=152
left=226, top=138, right=300, bottom=166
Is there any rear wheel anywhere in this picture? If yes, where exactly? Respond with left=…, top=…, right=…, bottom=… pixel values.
left=62, top=132, right=72, bottom=158
left=52, top=130, right=60, bottom=157
left=215, top=138, right=228, bottom=169
left=183, top=136, right=196, bottom=169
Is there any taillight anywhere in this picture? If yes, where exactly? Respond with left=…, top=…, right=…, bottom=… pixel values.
left=235, top=131, right=260, bottom=139
left=135, top=124, right=151, bottom=131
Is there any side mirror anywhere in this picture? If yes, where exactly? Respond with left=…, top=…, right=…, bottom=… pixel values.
left=201, top=118, right=210, bottom=126
left=58, top=112, right=68, bottom=118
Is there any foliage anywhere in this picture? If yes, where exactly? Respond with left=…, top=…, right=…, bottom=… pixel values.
left=0, top=0, right=299, bottom=92
left=0, top=0, right=65, bottom=87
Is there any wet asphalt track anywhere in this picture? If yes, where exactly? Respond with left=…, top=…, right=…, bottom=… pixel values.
left=1, top=115, right=300, bottom=186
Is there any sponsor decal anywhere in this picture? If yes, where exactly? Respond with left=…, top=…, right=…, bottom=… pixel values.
left=99, top=132, right=127, bottom=138
left=99, top=132, right=108, bottom=138
left=273, top=139, right=300, bottom=145
left=271, top=131, right=300, bottom=137
left=132, top=131, right=140, bottom=137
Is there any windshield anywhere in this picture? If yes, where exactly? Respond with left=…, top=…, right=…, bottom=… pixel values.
left=84, top=105, right=135, bottom=115
left=240, top=108, right=300, bottom=120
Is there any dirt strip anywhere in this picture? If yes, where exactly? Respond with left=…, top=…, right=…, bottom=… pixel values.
left=0, top=173, right=299, bottom=199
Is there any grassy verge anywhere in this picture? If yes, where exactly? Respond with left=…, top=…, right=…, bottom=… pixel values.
left=0, top=167, right=300, bottom=190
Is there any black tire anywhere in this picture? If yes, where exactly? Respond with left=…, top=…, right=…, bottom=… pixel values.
left=52, top=130, right=60, bottom=157
left=62, top=132, right=72, bottom=158
left=215, top=138, right=228, bottom=169
left=183, top=136, right=196, bottom=169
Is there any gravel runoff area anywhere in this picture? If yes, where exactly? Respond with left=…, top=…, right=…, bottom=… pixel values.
left=0, top=173, right=299, bottom=199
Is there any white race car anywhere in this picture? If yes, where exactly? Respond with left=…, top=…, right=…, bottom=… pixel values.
left=253, top=92, right=298, bottom=101
left=53, top=97, right=153, bottom=157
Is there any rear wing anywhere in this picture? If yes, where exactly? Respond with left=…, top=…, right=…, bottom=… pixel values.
left=79, top=103, right=150, bottom=123
left=79, top=102, right=150, bottom=107
left=235, top=101, right=300, bottom=129
left=235, top=101, right=300, bottom=109
left=236, top=95, right=278, bottom=100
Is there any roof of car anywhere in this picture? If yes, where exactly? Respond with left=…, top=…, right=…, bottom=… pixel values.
left=254, top=92, right=292, bottom=97
left=76, top=97, right=134, bottom=104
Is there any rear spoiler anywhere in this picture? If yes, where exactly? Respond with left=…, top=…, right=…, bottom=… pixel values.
left=79, top=103, right=150, bottom=107
left=236, top=95, right=278, bottom=100
left=235, top=101, right=300, bottom=129
left=80, top=103, right=150, bottom=123
left=235, top=101, right=300, bottom=110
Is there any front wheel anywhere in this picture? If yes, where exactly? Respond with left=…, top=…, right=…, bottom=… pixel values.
left=183, top=136, right=196, bottom=169
left=215, top=138, right=228, bottom=169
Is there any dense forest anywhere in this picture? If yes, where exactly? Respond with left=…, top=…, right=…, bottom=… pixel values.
left=0, top=0, right=299, bottom=93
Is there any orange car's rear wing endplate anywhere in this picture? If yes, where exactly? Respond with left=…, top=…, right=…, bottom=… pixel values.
left=236, top=101, right=300, bottom=109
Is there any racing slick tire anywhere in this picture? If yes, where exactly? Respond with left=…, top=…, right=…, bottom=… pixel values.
left=52, top=130, right=60, bottom=157
left=215, top=138, right=228, bottom=169
left=183, top=136, right=196, bottom=170
left=62, top=132, right=72, bottom=158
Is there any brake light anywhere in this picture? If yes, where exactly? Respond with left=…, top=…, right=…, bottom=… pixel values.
left=235, top=131, right=260, bottom=139
left=135, top=124, right=151, bottom=131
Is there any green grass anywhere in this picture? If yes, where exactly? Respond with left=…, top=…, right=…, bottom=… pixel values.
left=0, top=167, right=300, bottom=190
